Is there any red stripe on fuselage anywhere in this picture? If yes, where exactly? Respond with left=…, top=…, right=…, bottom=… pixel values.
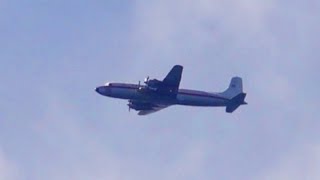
left=178, top=92, right=229, bottom=101
left=108, top=85, right=229, bottom=101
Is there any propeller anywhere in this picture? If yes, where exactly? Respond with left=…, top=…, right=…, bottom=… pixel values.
left=138, top=80, right=141, bottom=88
left=144, top=76, right=150, bottom=84
left=128, top=101, right=132, bottom=112
left=137, top=80, right=144, bottom=92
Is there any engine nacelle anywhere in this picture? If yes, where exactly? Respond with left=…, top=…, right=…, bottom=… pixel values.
left=145, top=79, right=161, bottom=88
left=138, top=77, right=162, bottom=93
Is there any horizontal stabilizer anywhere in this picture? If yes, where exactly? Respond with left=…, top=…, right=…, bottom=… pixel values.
left=226, top=93, right=247, bottom=113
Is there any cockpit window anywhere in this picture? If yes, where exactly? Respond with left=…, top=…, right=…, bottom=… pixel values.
left=105, top=82, right=112, bottom=86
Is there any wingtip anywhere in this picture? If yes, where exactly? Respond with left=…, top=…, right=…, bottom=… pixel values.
left=137, top=112, right=148, bottom=116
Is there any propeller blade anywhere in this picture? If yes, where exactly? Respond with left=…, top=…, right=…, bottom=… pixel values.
left=144, top=76, right=150, bottom=83
left=127, top=103, right=131, bottom=112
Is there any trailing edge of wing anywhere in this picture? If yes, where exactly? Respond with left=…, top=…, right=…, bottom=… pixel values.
left=137, top=106, right=169, bottom=115
left=138, top=109, right=160, bottom=115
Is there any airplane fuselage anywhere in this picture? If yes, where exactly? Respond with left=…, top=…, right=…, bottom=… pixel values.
left=96, top=83, right=229, bottom=107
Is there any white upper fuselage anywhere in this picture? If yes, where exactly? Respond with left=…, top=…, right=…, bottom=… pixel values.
left=95, top=83, right=230, bottom=107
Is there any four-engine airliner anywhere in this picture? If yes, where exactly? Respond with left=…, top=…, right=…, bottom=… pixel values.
left=95, top=65, right=247, bottom=115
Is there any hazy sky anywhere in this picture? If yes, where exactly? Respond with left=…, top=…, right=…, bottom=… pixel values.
left=1, top=1, right=319, bottom=180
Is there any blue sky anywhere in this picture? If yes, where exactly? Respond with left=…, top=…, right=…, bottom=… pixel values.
left=1, top=1, right=319, bottom=179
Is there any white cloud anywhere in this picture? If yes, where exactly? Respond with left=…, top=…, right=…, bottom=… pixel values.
left=162, top=142, right=209, bottom=180
left=29, top=91, right=125, bottom=180
left=131, top=0, right=276, bottom=48
left=0, top=149, right=19, bottom=180
left=258, top=143, right=320, bottom=180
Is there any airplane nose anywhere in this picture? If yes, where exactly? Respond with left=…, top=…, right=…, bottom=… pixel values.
left=95, top=87, right=100, bottom=93
left=95, top=86, right=111, bottom=96
left=95, top=86, right=103, bottom=94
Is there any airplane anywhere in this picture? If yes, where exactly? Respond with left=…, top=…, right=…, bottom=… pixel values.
left=95, top=65, right=247, bottom=115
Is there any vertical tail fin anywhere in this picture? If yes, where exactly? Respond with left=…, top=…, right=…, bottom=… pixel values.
left=220, top=77, right=243, bottom=99
left=220, top=77, right=247, bottom=113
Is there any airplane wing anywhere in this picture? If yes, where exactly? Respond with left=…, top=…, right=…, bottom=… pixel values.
left=160, top=65, right=183, bottom=94
left=128, top=100, right=169, bottom=115
left=137, top=106, right=168, bottom=115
